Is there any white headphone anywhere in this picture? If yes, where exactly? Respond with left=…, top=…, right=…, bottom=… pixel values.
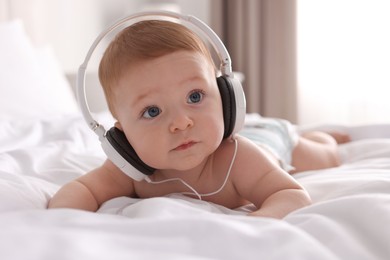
left=77, top=11, right=246, bottom=181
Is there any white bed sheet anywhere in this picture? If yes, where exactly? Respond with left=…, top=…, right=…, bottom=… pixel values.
left=0, top=114, right=389, bottom=260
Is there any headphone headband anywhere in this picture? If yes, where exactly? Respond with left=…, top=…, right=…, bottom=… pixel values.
left=77, top=11, right=233, bottom=136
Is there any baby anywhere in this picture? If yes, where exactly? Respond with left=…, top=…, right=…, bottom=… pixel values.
left=48, top=20, right=347, bottom=219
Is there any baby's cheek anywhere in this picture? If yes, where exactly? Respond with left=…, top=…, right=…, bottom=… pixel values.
left=205, top=116, right=225, bottom=147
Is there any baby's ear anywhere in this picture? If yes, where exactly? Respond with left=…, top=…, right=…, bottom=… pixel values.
left=114, top=122, right=123, bottom=130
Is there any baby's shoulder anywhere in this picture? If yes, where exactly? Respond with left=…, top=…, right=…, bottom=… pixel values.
left=220, top=136, right=284, bottom=191
left=216, top=135, right=278, bottom=171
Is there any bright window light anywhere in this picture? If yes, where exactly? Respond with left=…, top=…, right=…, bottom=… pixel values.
left=297, top=0, right=390, bottom=125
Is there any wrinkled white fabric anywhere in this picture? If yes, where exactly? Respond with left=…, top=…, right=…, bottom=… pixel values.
left=1, top=114, right=390, bottom=260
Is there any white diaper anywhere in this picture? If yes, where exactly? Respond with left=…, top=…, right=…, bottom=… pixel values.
left=239, top=114, right=299, bottom=172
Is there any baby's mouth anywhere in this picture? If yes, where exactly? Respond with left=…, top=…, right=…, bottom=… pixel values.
left=173, top=141, right=197, bottom=151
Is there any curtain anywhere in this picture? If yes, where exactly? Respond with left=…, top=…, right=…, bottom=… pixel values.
left=0, top=0, right=9, bottom=21
left=210, top=0, right=298, bottom=123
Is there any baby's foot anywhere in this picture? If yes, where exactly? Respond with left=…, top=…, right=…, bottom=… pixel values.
left=327, top=132, right=351, bottom=144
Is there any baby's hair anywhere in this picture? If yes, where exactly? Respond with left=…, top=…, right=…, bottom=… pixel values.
left=98, top=20, right=215, bottom=117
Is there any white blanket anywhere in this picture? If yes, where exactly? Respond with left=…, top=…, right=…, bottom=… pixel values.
left=1, top=114, right=390, bottom=260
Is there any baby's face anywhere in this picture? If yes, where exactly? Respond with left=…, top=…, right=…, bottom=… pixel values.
left=113, top=51, right=225, bottom=171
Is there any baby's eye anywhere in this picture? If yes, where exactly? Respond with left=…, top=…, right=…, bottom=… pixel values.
left=187, top=90, right=204, bottom=104
left=142, top=106, right=161, bottom=118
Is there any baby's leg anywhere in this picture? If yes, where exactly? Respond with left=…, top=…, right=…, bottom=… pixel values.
left=290, top=131, right=343, bottom=173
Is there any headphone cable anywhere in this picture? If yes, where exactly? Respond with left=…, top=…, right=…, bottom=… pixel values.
left=145, top=138, right=238, bottom=200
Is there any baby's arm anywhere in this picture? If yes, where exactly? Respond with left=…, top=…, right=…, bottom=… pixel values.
left=48, top=159, right=135, bottom=211
left=232, top=136, right=311, bottom=219
left=246, top=180, right=310, bottom=219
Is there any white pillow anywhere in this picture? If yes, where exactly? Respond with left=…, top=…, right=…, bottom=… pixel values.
left=0, top=20, right=78, bottom=119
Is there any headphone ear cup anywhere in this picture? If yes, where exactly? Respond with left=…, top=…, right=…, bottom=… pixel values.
left=105, top=127, right=155, bottom=175
left=217, top=76, right=236, bottom=138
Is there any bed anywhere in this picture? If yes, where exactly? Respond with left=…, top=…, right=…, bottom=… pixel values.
left=1, top=20, right=390, bottom=260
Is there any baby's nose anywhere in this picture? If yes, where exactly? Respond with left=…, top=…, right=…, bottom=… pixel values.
left=169, top=113, right=194, bottom=133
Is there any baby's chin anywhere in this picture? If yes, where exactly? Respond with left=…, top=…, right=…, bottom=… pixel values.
left=156, top=155, right=211, bottom=172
